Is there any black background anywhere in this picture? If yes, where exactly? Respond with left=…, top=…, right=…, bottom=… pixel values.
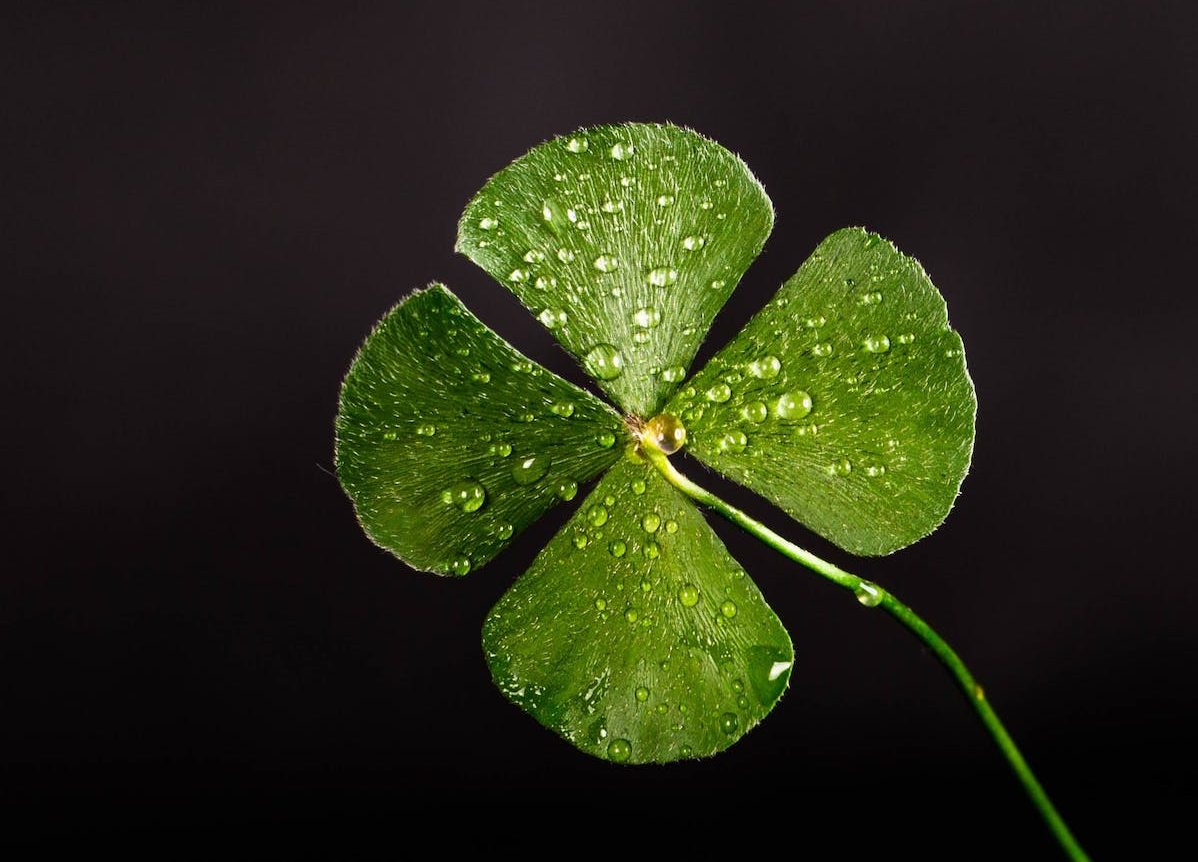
left=5, top=1, right=1195, bottom=855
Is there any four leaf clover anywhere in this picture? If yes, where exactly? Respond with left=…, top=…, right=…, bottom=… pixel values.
left=336, top=122, right=975, bottom=764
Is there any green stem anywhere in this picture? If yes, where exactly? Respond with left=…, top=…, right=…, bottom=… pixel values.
left=642, top=446, right=1089, bottom=862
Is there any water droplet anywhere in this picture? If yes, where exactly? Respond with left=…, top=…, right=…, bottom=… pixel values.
left=625, top=608, right=638, bottom=623
left=593, top=254, right=619, bottom=273
left=512, top=455, right=550, bottom=485
left=449, top=556, right=471, bottom=575
left=609, top=540, right=626, bottom=558
left=496, top=523, right=514, bottom=540
left=632, top=330, right=650, bottom=344
left=681, top=235, right=705, bottom=251
left=775, top=391, right=813, bottom=421
left=538, top=307, right=567, bottom=329
left=665, top=520, right=678, bottom=534
left=864, top=464, right=886, bottom=477
left=678, top=584, right=700, bottom=607
left=415, top=424, right=437, bottom=436
left=607, top=738, right=631, bottom=763
left=731, top=679, right=744, bottom=693
left=706, top=383, right=732, bottom=403
left=633, top=306, right=661, bottom=328
left=741, top=401, right=768, bottom=423
left=550, top=401, right=575, bottom=418
left=382, top=430, right=397, bottom=441
left=647, top=266, right=678, bottom=287
left=720, top=600, right=738, bottom=618
left=444, top=479, right=486, bottom=513
left=827, top=459, right=853, bottom=477
left=748, top=356, right=781, bottom=378
left=746, top=646, right=793, bottom=705
left=557, top=248, right=575, bottom=263
left=508, top=268, right=528, bottom=283
left=655, top=703, right=668, bottom=715
left=596, top=431, right=616, bottom=449
left=863, top=335, right=891, bottom=353
left=644, top=413, right=687, bottom=454
left=478, top=217, right=498, bottom=230
left=610, top=142, right=635, bottom=160
left=711, top=279, right=726, bottom=291
left=643, top=541, right=660, bottom=559
left=573, top=533, right=589, bottom=549
left=854, top=580, right=883, bottom=607
left=584, top=344, right=624, bottom=380
left=719, top=712, right=739, bottom=735
left=641, top=512, right=661, bottom=533
left=554, top=480, right=578, bottom=501
left=812, top=342, right=834, bottom=357
left=635, top=686, right=650, bottom=703
left=594, top=597, right=607, bottom=610
left=719, top=430, right=748, bottom=453
left=896, top=332, right=915, bottom=345
left=631, top=479, right=646, bottom=495
left=588, top=505, right=609, bottom=528
left=564, top=136, right=589, bottom=153
left=736, top=695, right=750, bottom=709
left=660, top=365, right=686, bottom=382
left=600, top=198, right=624, bottom=214
left=860, top=290, right=883, bottom=305
left=516, top=412, right=535, bottom=423
left=656, top=194, right=675, bottom=207
left=470, top=371, right=491, bottom=384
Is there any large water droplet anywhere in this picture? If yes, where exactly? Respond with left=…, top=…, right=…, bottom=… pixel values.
left=855, top=580, right=883, bottom=607
left=647, top=267, right=678, bottom=287
left=864, top=464, right=887, bottom=477
left=643, top=540, right=660, bottom=559
left=748, top=356, right=781, bottom=378
left=443, top=479, right=486, bottom=513
left=588, top=505, right=609, bottom=528
left=678, top=584, right=700, bottom=607
left=633, top=306, right=661, bottom=328
left=706, top=383, right=732, bottom=403
left=747, top=646, right=793, bottom=706
left=719, top=712, right=739, bottom=735
left=863, top=335, right=891, bottom=353
left=719, top=430, right=748, bottom=453
left=512, top=455, right=550, bottom=485
left=641, top=512, right=661, bottom=533
left=741, top=401, right=768, bottom=424
left=585, top=344, right=624, bottom=380
left=593, top=254, right=619, bottom=273
left=776, top=391, right=813, bottom=421
left=644, top=413, right=687, bottom=454
left=607, top=738, right=631, bottom=762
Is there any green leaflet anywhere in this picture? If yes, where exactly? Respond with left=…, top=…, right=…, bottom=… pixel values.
left=335, top=285, right=627, bottom=575
left=667, top=228, right=976, bottom=556
left=483, top=456, right=794, bottom=764
left=457, top=122, right=773, bottom=417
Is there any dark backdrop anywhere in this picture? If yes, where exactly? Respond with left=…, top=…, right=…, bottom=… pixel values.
left=5, top=1, right=1195, bottom=854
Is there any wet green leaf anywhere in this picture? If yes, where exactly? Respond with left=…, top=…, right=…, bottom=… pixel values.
left=484, top=456, right=793, bottom=763
left=457, top=122, right=773, bottom=417
left=336, top=284, right=627, bottom=575
left=667, top=228, right=976, bottom=555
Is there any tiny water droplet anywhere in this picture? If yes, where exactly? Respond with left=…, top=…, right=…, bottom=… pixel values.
left=584, top=343, right=624, bottom=380
left=635, top=686, right=650, bottom=702
left=564, top=136, right=589, bottom=153
left=719, top=712, right=739, bottom=735
left=573, top=533, right=589, bottom=549
left=625, top=608, right=638, bottom=623
left=595, top=597, right=607, bottom=610
left=600, top=198, right=624, bottom=213
left=720, top=600, right=738, bottom=618
left=496, top=523, right=514, bottom=540
left=593, top=254, right=619, bottom=273
left=660, top=366, right=685, bottom=382
left=854, top=580, right=883, bottom=607
left=588, top=505, right=609, bottom=528
left=864, top=464, right=886, bottom=477
left=860, top=290, right=883, bottom=305
left=470, top=370, right=491, bottom=384
left=557, top=248, right=575, bottom=263
left=719, top=430, right=748, bottom=453
left=633, top=330, right=650, bottom=344
left=863, top=335, right=891, bottom=353
left=731, top=679, right=744, bottom=693
left=827, top=458, right=853, bottom=477
left=609, top=540, right=626, bottom=558
left=656, top=194, right=675, bottom=207
left=449, top=556, right=471, bottom=576
left=678, top=584, right=700, bottom=607
left=596, top=430, right=616, bottom=449
left=647, top=266, right=678, bottom=287
left=554, top=479, right=578, bottom=501
left=522, top=249, right=545, bottom=264
left=633, top=306, right=661, bottom=328
left=737, top=695, right=750, bottom=709
left=550, top=401, right=575, bottom=418
left=478, top=217, right=498, bottom=230
left=665, top=520, right=678, bottom=535
left=607, top=738, right=631, bottom=762
left=538, top=307, right=567, bottom=329
left=512, top=455, right=550, bottom=485
left=741, top=401, right=768, bottom=423
left=641, top=512, right=661, bottom=533
left=812, top=342, right=834, bottom=357
left=748, top=356, right=781, bottom=378
left=415, top=424, right=437, bottom=436
left=896, top=332, right=916, bottom=345
left=776, top=391, right=813, bottom=421
left=710, top=279, right=726, bottom=291
left=508, top=269, right=528, bottom=283
left=631, top=479, right=646, bottom=495
left=382, top=430, right=397, bottom=441
left=706, top=383, right=732, bottom=403
left=655, top=703, right=668, bottom=715
left=610, top=142, right=635, bottom=160
left=700, top=200, right=713, bottom=210
left=643, top=541, right=660, bottom=559
left=681, top=235, right=705, bottom=251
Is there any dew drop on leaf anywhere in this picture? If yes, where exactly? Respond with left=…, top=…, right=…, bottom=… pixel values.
left=584, top=343, right=624, bottom=380
left=646, top=266, right=678, bottom=287
left=720, top=600, right=738, bottom=619
left=596, top=430, right=616, bottom=449
left=609, top=142, right=635, bottom=160
left=775, top=391, right=813, bottom=421
left=681, top=235, right=706, bottom=251
left=678, top=584, right=700, bottom=607
left=609, top=540, right=626, bottom=558
left=607, top=738, right=631, bottom=762
left=443, top=479, right=486, bottom=513
left=863, top=335, right=891, bottom=353
left=593, top=254, right=619, bottom=273
left=741, top=401, right=768, bottom=423
left=512, top=455, right=550, bottom=485
left=633, top=306, right=661, bottom=328
left=635, top=686, right=649, bottom=702
left=706, top=383, right=732, bottom=403
left=719, top=712, right=739, bottom=735
left=719, top=430, right=748, bottom=453
left=641, top=512, right=661, bottom=533
left=747, top=356, right=781, bottom=378
left=554, top=479, right=578, bottom=501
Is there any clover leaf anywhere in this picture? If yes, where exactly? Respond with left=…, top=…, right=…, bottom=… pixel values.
left=336, top=123, right=974, bottom=763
